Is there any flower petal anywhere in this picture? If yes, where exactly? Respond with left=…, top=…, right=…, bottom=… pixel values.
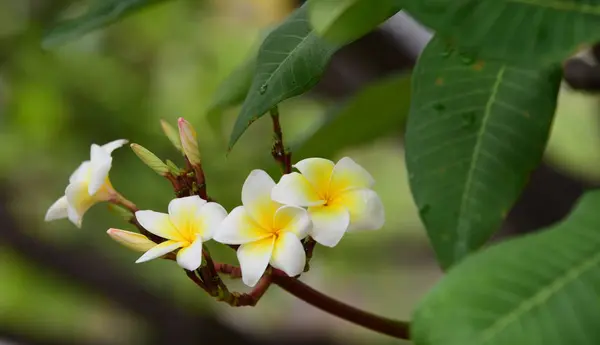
left=242, top=169, right=279, bottom=229
left=329, top=157, right=375, bottom=195
left=333, top=189, right=385, bottom=231
left=135, top=210, right=182, bottom=241
left=271, top=232, right=305, bottom=277
left=197, top=202, right=228, bottom=241
left=69, top=161, right=92, bottom=183
left=45, top=196, right=69, bottom=221
left=107, top=228, right=156, bottom=252
left=274, top=206, right=311, bottom=239
left=101, top=139, right=128, bottom=155
left=214, top=206, right=271, bottom=245
left=237, top=237, right=275, bottom=287
left=294, top=158, right=335, bottom=193
left=176, top=235, right=204, bottom=271
left=136, top=240, right=183, bottom=264
left=307, top=205, right=350, bottom=247
left=65, top=182, right=97, bottom=228
left=167, top=196, right=207, bottom=241
left=271, top=172, right=325, bottom=207
left=89, top=144, right=112, bottom=195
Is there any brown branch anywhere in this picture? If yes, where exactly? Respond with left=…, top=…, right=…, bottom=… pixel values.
left=270, top=107, right=292, bottom=174
left=214, top=263, right=242, bottom=279
left=271, top=274, right=410, bottom=340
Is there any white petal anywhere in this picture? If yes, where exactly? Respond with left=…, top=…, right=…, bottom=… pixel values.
left=329, top=157, right=375, bottom=195
left=271, top=172, right=325, bottom=207
left=135, top=210, right=182, bottom=241
left=136, top=240, right=183, bottom=264
left=167, top=196, right=207, bottom=240
left=101, top=139, right=128, bottom=155
left=89, top=144, right=112, bottom=195
left=308, top=205, right=350, bottom=247
left=45, top=196, right=69, bottom=221
left=241, top=169, right=279, bottom=229
left=213, top=206, right=271, bottom=245
left=176, top=235, right=204, bottom=271
left=69, top=161, right=92, bottom=183
left=274, top=206, right=311, bottom=239
left=196, top=202, right=228, bottom=241
left=237, top=237, right=275, bottom=287
left=65, top=182, right=97, bottom=228
left=294, top=158, right=335, bottom=193
left=271, top=232, right=305, bottom=277
left=334, top=189, right=385, bottom=231
left=107, top=228, right=156, bottom=252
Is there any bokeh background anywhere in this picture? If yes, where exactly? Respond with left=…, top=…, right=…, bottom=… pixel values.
left=0, top=1, right=597, bottom=344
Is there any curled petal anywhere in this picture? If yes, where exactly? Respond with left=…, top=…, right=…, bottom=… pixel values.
left=136, top=240, right=183, bottom=264
left=101, top=139, right=128, bottom=155
left=45, top=196, right=69, bottom=222
left=214, top=206, right=271, bottom=245
left=308, top=205, right=350, bottom=247
left=333, top=189, right=385, bottom=231
left=237, top=237, right=275, bottom=287
left=65, top=182, right=97, bottom=228
left=107, top=228, right=156, bottom=252
left=135, top=210, right=182, bottom=241
left=196, top=202, right=228, bottom=241
left=89, top=144, right=112, bottom=195
left=176, top=235, right=204, bottom=271
left=329, top=157, right=375, bottom=196
left=242, top=169, right=279, bottom=229
left=167, top=196, right=207, bottom=240
left=294, top=158, right=335, bottom=193
left=274, top=206, right=311, bottom=239
left=271, top=232, right=305, bottom=277
left=271, top=172, right=325, bottom=207
left=69, top=161, right=92, bottom=184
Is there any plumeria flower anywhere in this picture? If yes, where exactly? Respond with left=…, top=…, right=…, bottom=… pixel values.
left=271, top=157, right=384, bottom=247
left=134, top=196, right=227, bottom=271
left=214, top=170, right=311, bottom=287
left=107, top=228, right=157, bottom=253
left=45, top=139, right=128, bottom=228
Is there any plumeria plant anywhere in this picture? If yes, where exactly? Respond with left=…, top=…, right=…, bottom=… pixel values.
left=45, top=115, right=401, bottom=338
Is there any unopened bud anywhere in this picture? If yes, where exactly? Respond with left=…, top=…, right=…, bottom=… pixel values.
left=165, top=159, right=182, bottom=176
left=130, top=143, right=170, bottom=176
left=107, top=204, right=133, bottom=222
left=178, top=117, right=201, bottom=165
left=160, top=119, right=183, bottom=152
left=107, top=228, right=156, bottom=252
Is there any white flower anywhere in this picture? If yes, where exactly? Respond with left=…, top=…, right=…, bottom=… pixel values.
left=45, top=139, right=128, bottom=228
left=214, top=170, right=311, bottom=287
left=271, top=157, right=384, bottom=247
left=107, top=228, right=156, bottom=252
left=134, top=196, right=227, bottom=271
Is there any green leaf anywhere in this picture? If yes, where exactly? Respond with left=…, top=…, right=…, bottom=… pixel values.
left=412, top=190, right=600, bottom=345
left=404, top=0, right=600, bottom=64
left=43, top=0, right=173, bottom=48
left=207, top=57, right=256, bottom=136
left=228, top=4, right=341, bottom=150
left=308, top=0, right=402, bottom=44
left=405, top=37, right=561, bottom=269
left=294, top=73, right=411, bottom=159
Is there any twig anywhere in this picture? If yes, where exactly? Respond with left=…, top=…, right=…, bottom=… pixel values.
left=271, top=274, right=410, bottom=340
left=214, top=263, right=242, bottom=279
left=270, top=107, right=292, bottom=174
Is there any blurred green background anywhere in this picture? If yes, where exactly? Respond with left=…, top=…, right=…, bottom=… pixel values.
left=0, top=1, right=598, bottom=344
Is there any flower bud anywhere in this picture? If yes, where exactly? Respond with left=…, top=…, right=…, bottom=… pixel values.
left=178, top=117, right=201, bottom=166
left=107, top=228, right=156, bottom=252
left=130, top=143, right=170, bottom=176
left=107, top=204, right=133, bottom=222
left=165, top=159, right=182, bottom=175
left=160, top=119, right=183, bottom=152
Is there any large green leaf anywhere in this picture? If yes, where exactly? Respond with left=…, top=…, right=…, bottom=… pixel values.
left=228, top=4, right=341, bottom=150
left=405, top=37, right=561, bottom=269
left=43, top=0, right=173, bottom=48
left=412, top=190, right=600, bottom=345
left=308, top=0, right=402, bottom=44
left=294, top=73, right=411, bottom=159
left=404, top=0, right=600, bottom=64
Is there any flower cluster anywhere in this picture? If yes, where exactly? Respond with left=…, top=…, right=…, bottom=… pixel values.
left=45, top=118, right=384, bottom=288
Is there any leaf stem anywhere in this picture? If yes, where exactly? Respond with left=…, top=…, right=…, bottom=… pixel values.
left=270, top=106, right=292, bottom=174
left=271, top=273, right=410, bottom=340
